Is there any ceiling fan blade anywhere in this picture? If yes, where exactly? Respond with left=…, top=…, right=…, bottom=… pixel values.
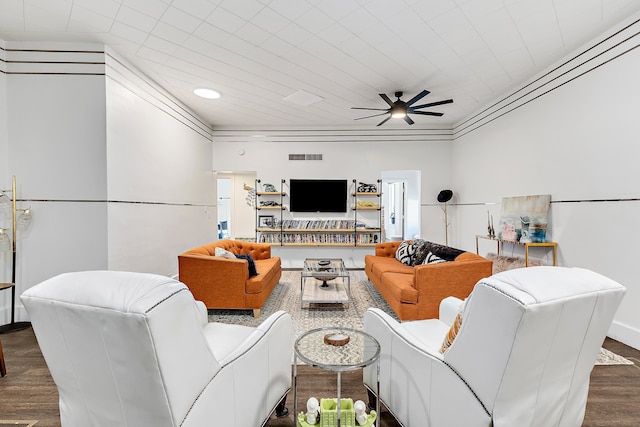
left=404, top=115, right=415, bottom=125
left=354, top=112, right=390, bottom=120
left=405, top=90, right=430, bottom=107
left=411, top=99, right=454, bottom=110
left=411, top=111, right=444, bottom=117
left=379, top=93, right=395, bottom=107
left=376, top=116, right=391, bottom=126
left=351, top=107, right=390, bottom=111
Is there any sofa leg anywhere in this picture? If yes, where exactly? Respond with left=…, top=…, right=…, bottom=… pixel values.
left=275, top=393, right=289, bottom=417
left=253, top=308, right=260, bottom=318
left=367, top=389, right=377, bottom=411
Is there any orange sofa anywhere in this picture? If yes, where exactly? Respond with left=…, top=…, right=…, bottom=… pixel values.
left=364, top=241, right=492, bottom=321
left=178, top=239, right=281, bottom=318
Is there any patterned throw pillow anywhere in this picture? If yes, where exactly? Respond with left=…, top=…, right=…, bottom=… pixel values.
left=214, top=247, right=236, bottom=259
left=410, top=239, right=430, bottom=266
left=441, top=299, right=467, bottom=353
left=395, top=241, right=415, bottom=265
left=423, top=241, right=464, bottom=261
left=422, top=251, right=448, bottom=265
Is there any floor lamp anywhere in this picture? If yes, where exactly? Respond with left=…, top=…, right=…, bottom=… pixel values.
left=437, top=190, right=453, bottom=246
left=0, top=176, right=32, bottom=334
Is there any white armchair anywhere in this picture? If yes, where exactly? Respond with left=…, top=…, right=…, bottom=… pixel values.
left=21, top=270, right=293, bottom=427
left=363, top=266, right=626, bottom=427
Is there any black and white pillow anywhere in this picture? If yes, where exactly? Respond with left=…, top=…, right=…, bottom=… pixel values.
left=411, top=239, right=430, bottom=266
left=422, top=251, right=448, bottom=265
left=395, top=241, right=415, bottom=265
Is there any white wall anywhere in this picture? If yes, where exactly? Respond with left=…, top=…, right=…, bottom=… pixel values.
left=0, top=49, right=7, bottom=181
left=2, top=43, right=109, bottom=323
left=104, top=50, right=216, bottom=276
left=0, top=43, right=215, bottom=323
left=451, top=15, right=640, bottom=349
left=0, top=45, right=10, bottom=301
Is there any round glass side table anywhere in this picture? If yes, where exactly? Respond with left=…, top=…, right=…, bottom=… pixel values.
left=293, top=327, right=380, bottom=427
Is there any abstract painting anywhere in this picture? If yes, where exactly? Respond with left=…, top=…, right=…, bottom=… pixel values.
left=498, top=194, right=551, bottom=243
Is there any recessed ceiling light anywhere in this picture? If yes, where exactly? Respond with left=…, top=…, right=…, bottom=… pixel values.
left=194, top=88, right=221, bottom=99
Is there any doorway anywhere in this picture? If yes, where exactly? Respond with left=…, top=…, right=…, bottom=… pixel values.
left=215, top=171, right=257, bottom=240
left=383, top=181, right=405, bottom=241
left=217, top=178, right=231, bottom=239
left=381, top=170, right=420, bottom=241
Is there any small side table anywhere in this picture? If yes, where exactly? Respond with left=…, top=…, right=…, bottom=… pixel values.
left=294, top=327, right=380, bottom=427
left=475, top=235, right=558, bottom=266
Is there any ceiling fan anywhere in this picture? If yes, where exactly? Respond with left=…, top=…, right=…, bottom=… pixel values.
left=352, top=90, right=453, bottom=126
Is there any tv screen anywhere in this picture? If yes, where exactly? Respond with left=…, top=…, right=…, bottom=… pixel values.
left=289, top=179, right=348, bottom=213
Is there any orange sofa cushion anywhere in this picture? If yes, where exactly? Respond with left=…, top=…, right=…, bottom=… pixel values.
left=380, top=272, right=418, bottom=304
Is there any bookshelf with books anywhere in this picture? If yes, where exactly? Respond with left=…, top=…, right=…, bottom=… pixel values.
left=255, top=179, right=383, bottom=247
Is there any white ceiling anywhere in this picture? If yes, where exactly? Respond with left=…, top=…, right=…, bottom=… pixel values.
left=1, top=0, right=639, bottom=129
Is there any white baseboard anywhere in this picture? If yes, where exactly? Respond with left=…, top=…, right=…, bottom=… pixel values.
left=0, top=304, right=30, bottom=325
left=608, top=320, right=640, bottom=351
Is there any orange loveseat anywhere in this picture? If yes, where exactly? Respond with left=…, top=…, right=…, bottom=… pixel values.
left=178, top=240, right=281, bottom=318
left=364, top=241, right=492, bottom=321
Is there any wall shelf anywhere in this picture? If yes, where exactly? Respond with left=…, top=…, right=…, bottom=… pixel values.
left=255, top=178, right=383, bottom=247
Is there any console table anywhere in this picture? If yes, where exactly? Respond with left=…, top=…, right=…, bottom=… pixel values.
left=475, top=235, right=557, bottom=266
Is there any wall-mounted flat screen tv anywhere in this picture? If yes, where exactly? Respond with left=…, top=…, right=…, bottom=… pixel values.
left=289, top=179, right=348, bottom=212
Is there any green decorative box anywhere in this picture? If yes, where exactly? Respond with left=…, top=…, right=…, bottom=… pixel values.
left=320, top=398, right=355, bottom=427
left=296, top=397, right=377, bottom=427
left=296, top=409, right=377, bottom=427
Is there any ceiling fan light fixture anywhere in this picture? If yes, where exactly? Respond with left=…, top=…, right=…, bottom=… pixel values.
left=352, top=90, right=453, bottom=126
left=391, top=107, right=406, bottom=118
left=194, top=88, right=221, bottom=99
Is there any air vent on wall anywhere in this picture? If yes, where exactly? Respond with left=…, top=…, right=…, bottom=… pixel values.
left=289, top=154, right=323, bottom=160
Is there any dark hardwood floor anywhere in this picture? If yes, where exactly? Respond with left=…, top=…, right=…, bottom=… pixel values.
left=1, top=328, right=639, bottom=426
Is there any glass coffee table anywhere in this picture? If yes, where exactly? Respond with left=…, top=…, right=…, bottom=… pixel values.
left=301, top=258, right=350, bottom=308
left=293, top=327, right=380, bottom=426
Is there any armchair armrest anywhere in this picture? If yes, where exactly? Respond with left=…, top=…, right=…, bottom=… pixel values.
left=199, top=310, right=293, bottom=426
left=440, top=297, right=464, bottom=326
left=194, top=300, right=208, bottom=327
left=218, top=310, right=292, bottom=365
left=363, top=308, right=447, bottom=411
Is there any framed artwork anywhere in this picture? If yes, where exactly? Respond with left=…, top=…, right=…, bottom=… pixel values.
left=498, top=194, right=551, bottom=243
left=259, top=215, right=275, bottom=228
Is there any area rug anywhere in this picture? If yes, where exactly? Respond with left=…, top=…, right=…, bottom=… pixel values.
left=595, top=347, right=634, bottom=365
left=486, top=252, right=543, bottom=274
left=207, top=270, right=631, bottom=365
left=208, top=270, right=399, bottom=339
left=0, top=422, right=38, bottom=427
